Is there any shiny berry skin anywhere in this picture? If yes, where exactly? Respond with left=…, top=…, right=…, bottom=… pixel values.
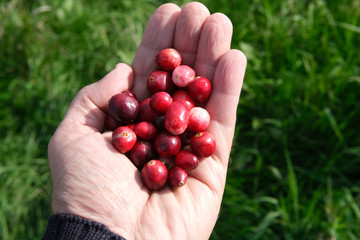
left=108, top=93, right=139, bottom=123
left=175, top=149, right=199, bottom=171
left=141, top=160, right=168, bottom=190
left=172, top=65, right=195, bottom=87
left=137, top=98, right=162, bottom=124
left=187, top=107, right=210, bottom=132
left=154, top=48, right=182, bottom=71
left=171, top=90, right=195, bottom=111
left=164, top=101, right=189, bottom=135
left=112, top=126, right=137, bottom=153
left=134, top=122, right=157, bottom=140
left=187, top=76, right=212, bottom=103
left=150, top=92, right=172, bottom=113
left=130, top=141, right=156, bottom=169
left=168, top=166, right=187, bottom=187
left=190, top=132, right=216, bottom=157
left=147, top=70, right=175, bottom=94
left=154, top=131, right=181, bottom=157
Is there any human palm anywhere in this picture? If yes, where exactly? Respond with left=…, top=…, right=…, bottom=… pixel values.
left=48, top=2, right=246, bottom=240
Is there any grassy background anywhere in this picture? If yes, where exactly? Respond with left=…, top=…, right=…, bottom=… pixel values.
left=1, top=0, right=359, bottom=239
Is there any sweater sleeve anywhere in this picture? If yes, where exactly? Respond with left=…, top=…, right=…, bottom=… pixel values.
left=42, top=214, right=126, bottom=240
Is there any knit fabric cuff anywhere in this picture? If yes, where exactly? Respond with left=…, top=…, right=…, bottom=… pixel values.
left=42, top=214, right=126, bottom=240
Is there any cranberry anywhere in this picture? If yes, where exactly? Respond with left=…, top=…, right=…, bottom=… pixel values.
left=171, top=90, right=195, bottom=111
left=137, top=98, right=162, bottom=124
left=147, top=70, right=175, bottom=94
left=172, top=65, right=195, bottom=87
left=134, top=122, right=157, bottom=140
left=112, top=126, right=137, bottom=153
left=141, top=160, right=168, bottom=190
left=168, top=166, right=187, bottom=187
left=130, top=141, right=156, bottom=169
left=175, top=149, right=199, bottom=171
left=104, top=114, right=122, bottom=131
left=108, top=92, right=139, bottom=123
left=187, top=107, right=210, bottom=132
left=164, top=101, right=189, bottom=135
left=187, top=76, right=212, bottom=103
left=150, top=92, right=172, bottom=113
left=154, top=131, right=181, bottom=157
left=190, top=132, right=216, bottom=157
left=154, top=48, right=182, bottom=71
left=122, top=89, right=137, bottom=99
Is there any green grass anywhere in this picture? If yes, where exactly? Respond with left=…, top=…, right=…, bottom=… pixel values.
left=1, top=0, right=359, bottom=239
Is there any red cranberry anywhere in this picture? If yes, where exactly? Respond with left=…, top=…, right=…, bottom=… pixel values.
left=154, top=48, right=182, bottom=72
left=150, top=91, right=172, bottom=113
left=168, top=166, right=187, bottom=187
left=141, top=160, right=168, bottom=190
left=171, top=90, right=195, bottom=111
left=108, top=93, right=139, bottom=123
left=164, top=101, right=189, bottom=135
left=172, top=65, right=195, bottom=87
left=122, top=89, right=137, bottom=99
left=147, top=70, right=175, bottom=94
left=187, top=107, right=210, bottom=132
left=175, top=149, right=199, bottom=171
left=134, top=122, right=157, bottom=140
left=137, top=98, right=162, bottom=124
left=104, top=114, right=122, bottom=131
left=112, top=126, right=137, bottom=153
left=187, top=76, right=212, bottom=103
left=190, top=132, right=216, bottom=157
left=154, top=131, right=181, bottom=157
left=130, top=141, right=156, bottom=169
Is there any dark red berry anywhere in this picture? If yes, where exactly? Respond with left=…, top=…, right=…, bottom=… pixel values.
left=189, top=132, right=216, bottom=157
left=108, top=93, right=139, bottom=123
left=112, top=126, right=137, bottom=153
left=175, top=149, right=199, bottom=171
left=141, top=160, right=168, bottom=190
left=168, top=166, right=187, bottom=187
left=154, top=131, right=181, bottom=157
left=130, top=141, right=156, bottom=169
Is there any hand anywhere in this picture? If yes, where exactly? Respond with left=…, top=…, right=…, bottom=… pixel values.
left=48, top=2, right=247, bottom=240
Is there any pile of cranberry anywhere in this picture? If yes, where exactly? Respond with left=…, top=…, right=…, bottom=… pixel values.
left=105, top=48, right=216, bottom=190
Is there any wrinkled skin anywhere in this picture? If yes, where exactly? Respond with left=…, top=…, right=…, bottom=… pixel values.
left=48, top=2, right=247, bottom=240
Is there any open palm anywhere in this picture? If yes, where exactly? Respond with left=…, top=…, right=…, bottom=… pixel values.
left=48, top=2, right=246, bottom=240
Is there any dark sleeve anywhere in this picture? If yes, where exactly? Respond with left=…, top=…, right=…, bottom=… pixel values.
left=42, top=214, right=126, bottom=240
